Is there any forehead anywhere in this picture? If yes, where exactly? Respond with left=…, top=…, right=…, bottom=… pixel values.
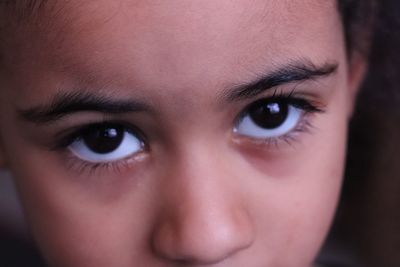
left=2, top=0, right=341, bottom=99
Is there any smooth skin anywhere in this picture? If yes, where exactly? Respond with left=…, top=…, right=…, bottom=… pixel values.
left=0, top=0, right=365, bottom=266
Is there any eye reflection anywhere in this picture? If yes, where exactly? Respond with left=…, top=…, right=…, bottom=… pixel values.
left=68, top=123, right=143, bottom=163
left=249, top=102, right=289, bottom=129
left=234, top=98, right=305, bottom=139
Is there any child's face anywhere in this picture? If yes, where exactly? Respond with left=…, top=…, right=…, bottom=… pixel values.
left=0, top=1, right=363, bottom=266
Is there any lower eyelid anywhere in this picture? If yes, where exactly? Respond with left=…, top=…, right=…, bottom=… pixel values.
left=61, top=147, right=149, bottom=176
left=232, top=111, right=317, bottom=149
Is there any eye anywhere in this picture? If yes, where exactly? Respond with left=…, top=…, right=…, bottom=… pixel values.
left=234, top=98, right=304, bottom=139
left=68, top=123, right=144, bottom=163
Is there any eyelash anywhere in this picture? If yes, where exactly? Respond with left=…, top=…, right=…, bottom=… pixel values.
left=52, top=121, right=146, bottom=175
left=52, top=91, right=325, bottom=174
left=63, top=153, right=135, bottom=176
left=234, top=90, right=325, bottom=146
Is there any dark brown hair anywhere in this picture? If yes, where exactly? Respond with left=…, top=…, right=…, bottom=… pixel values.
left=338, top=0, right=379, bottom=56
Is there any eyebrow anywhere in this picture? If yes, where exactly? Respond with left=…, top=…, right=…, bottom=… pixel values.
left=221, top=60, right=338, bottom=102
left=19, top=60, right=338, bottom=124
left=18, top=91, right=150, bottom=124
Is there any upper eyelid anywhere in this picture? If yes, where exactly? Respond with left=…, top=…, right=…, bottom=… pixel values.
left=51, top=121, right=146, bottom=150
left=235, top=86, right=309, bottom=106
left=220, top=61, right=338, bottom=103
left=239, top=90, right=325, bottom=113
left=223, top=71, right=334, bottom=118
left=50, top=92, right=323, bottom=148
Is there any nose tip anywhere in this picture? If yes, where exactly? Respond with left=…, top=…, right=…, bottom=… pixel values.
left=152, top=205, right=254, bottom=264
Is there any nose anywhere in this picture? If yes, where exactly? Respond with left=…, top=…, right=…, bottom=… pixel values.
left=151, top=154, right=255, bottom=264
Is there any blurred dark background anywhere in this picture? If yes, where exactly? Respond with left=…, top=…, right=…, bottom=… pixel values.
left=1, top=0, right=400, bottom=266
left=331, top=0, right=400, bottom=266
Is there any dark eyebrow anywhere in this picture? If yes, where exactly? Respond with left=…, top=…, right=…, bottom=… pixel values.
left=222, top=60, right=338, bottom=102
left=18, top=91, right=150, bottom=124
left=18, top=60, right=337, bottom=124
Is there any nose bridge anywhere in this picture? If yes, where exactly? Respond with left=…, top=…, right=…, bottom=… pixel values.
left=151, top=142, right=254, bottom=264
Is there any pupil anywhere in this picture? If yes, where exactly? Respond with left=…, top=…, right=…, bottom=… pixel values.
left=249, top=101, right=288, bottom=129
left=83, top=125, right=124, bottom=154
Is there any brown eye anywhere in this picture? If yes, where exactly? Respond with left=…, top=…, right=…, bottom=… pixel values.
left=68, top=123, right=143, bottom=162
left=248, top=101, right=289, bottom=129
left=83, top=125, right=124, bottom=154
left=234, top=99, right=302, bottom=138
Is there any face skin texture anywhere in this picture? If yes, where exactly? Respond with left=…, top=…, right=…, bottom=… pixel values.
left=0, top=0, right=366, bottom=266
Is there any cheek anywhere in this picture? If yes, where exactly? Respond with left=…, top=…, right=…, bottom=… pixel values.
left=0, top=131, right=154, bottom=266
left=242, top=86, right=349, bottom=264
left=10, top=164, right=157, bottom=267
